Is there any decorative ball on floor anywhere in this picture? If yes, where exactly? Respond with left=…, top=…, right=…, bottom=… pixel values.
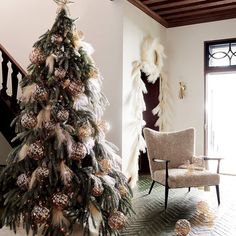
left=175, top=219, right=191, bottom=236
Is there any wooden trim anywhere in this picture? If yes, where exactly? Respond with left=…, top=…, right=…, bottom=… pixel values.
left=141, top=0, right=167, bottom=5
left=0, top=43, right=26, bottom=76
left=127, top=0, right=168, bottom=27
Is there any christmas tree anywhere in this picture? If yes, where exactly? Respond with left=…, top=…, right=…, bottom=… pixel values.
left=0, top=1, right=132, bottom=235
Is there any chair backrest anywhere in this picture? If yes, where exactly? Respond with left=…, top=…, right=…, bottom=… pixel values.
left=143, top=128, right=195, bottom=176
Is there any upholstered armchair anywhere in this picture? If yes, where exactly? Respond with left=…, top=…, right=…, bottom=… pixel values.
left=143, top=127, right=222, bottom=209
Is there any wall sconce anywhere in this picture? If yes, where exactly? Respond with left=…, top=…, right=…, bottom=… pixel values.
left=179, top=81, right=186, bottom=99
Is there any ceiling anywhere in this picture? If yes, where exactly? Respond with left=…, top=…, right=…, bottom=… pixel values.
left=127, top=0, right=236, bottom=28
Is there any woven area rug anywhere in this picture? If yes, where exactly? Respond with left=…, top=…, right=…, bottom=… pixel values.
left=121, top=175, right=236, bottom=236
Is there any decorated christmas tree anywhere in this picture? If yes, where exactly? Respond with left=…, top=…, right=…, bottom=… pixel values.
left=0, top=1, right=132, bottom=235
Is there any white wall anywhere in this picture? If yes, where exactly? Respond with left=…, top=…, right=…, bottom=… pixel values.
left=167, top=19, right=236, bottom=155
left=0, top=0, right=123, bottom=151
left=122, top=1, right=167, bottom=173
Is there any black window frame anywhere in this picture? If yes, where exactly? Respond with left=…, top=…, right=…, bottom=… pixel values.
left=204, top=38, right=236, bottom=73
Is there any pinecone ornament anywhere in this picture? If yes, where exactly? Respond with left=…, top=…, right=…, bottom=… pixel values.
left=70, top=142, right=87, bottom=161
left=175, top=219, right=191, bottom=236
left=28, top=141, right=44, bottom=160
left=57, top=109, right=69, bottom=122
left=32, top=205, right=50, bottom=224
left=32, top=85, right=48, bottom=102
left=65, top=80, right=85, bottom=97
left=52, top=192, right=69, bottom=210
left=54, top=68, right=67, bottom=79
left=36, top=167, right=49, bottom=181
left=108, top=211, right=126, bottom=230
left=16, top=173, right=30, bottom=190
left=29, top=48, right=46, bottom=65
left=21, top=113, right=37, bottom=129
left=91, top=178, right=104, bottom=197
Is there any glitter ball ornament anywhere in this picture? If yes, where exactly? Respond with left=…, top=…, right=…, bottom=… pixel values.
left=21, top=113, right=37, bottom=129
left=78, top=124, right=93, bottom=139
left=54, top=68, right=67, bottom=79
left=36, top=167, right=49, bottom=181
left=66, top=80, right=85, bottom=97
left=99, top=159, right=112, bottom=174
left=16, top=173, right=30, bottom=190
left=52, top=192, right=69, bottom=209
left=70, top=142, right=87, bottom=161
left=91, top=178, right=104, bottom=197
left=32, top=205, right=50, bottom=224
left=28, top=141, right=44, bottom=160
left=57, top=109, right=69, bottom=122
left=175, top=219, right=191, bottom=236
left=32, top=85, right=48, bottom=102
left=29, top=48, right=46, bottom=65
left=108, top=211, right=126, bottom=230
left=51, top=34, right=63, bottom=44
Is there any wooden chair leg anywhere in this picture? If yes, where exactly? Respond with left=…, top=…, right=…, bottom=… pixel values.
left=165, top=186, right=169, bottom=210
left=216, top=185, right=220, bottom=205
left=188, top=187, right=191, bottom=192
left=149, top=180, right=155, bottom=194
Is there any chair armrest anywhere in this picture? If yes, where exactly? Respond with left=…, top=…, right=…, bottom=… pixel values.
left=203, top=157, right=223, bottom=174
left=153, top=158, right=170, bottom=163
left=152, top=159, right=170, bottom=180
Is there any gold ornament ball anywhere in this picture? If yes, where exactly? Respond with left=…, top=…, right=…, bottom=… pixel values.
left=118, top=185, right=128, bottom=197
left=99, top=159, right=112, bottom=174
left=16, top=173, right=30, bottom=190
left=21, top=113, right=37, bottom=129
left=66, top=80, right=85, bottom=97
left=31, top=205, right=50, bottom=224
left=29, top=48, right=46, bottom=65
left=78, top=124, right=93, bottom=139
left=70, top=142, right=87, bottom=161
left=28, top=141, right=44, bottom=160
left=98, top=120, right=110, bottom=134
left=54, top=68, right=67, bottom=79
left=52, top=192, right=69, bottom=210
left=57, top=109, right=69, bottom=122
left=32, top=85, right=48, bottom=102
left=108, top=211, right=126, bottom=230
left=36, top=167, right=50, bottom=181
left=175, top=219, right=191, bottom=236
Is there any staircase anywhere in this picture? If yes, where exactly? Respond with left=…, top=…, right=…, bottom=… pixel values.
left=0, top=43, right=25, bottom=147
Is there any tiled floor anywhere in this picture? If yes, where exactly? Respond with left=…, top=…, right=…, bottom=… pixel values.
left=121, top=175, right=236, bottom=236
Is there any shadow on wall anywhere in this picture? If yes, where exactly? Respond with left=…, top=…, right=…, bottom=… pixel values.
left=0, top=133, right=12, bottom=165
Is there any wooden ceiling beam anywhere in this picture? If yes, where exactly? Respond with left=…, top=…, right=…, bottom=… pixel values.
left=157, top=0, right=236, bottom=16
left=127, top=0, right=168, bottom=27
left=164, top=4, right=236, bottom=20
left=151, top=0, right=208, bottom=10
left=168, top=11, right=236, bottom=27
left=141, top=0, right=168, bottom=5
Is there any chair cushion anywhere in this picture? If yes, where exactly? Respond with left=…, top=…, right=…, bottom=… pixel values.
left=143, top=128, right=195, bottom=171
left=153, top=168, right=220, bottom=188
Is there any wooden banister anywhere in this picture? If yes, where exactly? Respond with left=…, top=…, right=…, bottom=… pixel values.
left=0, top=43, right=26, bottom=105
left=0, top=43, right=25, bottom=147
